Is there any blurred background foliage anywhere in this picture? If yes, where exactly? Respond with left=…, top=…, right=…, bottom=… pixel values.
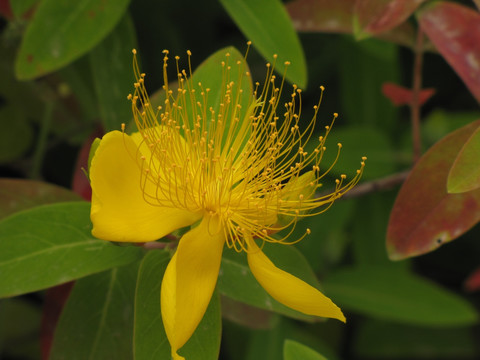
left=1, top=0, right=480, bottom=359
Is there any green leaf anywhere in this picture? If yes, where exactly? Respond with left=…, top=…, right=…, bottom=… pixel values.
left=0, top=178, right=81, bottom=220
left=284, top=339, right=327, bottom=360
left=323, top=266, right=478, bottom=326
left=134, top=250, right=222, bottom=360
left=134, top=250, right=170, bottom=359
left=90, top=14, right=137, bottom=131
left=49, top=261, right=139, bottom=359
left=387, top=120, right=480, bottom=260
left=0, top=202, right=142, bottom=298
left=219, top=243, right=319, bottom=321
left=448, top=124, right=480, bottom=193
left=219, top=0, right=307, bottom=87
left=179, top=291, right=222, bottom=360
left=15, top=0, right=130, bottom=79
left=190, top=46, right=252, bottom=137
left=354, top=319, right=477, bottom=359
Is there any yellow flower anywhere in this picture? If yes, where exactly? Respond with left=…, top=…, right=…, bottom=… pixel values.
left=90, top=46, right=365, bottom=360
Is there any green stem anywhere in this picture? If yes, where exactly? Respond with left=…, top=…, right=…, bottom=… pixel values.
left=30, top=101, right=54, bottom=179
left=410, top=29, right=424, bottom=163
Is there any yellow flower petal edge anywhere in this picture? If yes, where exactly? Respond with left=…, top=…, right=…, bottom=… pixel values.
left=161, top=216, right=225, bottom=358
left=246, top=235, right=346, bottom=322
left=90, top=131, right=201, bottom=242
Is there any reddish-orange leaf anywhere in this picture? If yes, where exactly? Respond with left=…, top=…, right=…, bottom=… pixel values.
left=382, top=82, right=435, bottom=106
left=354, top=0, right=426, bottom=38
left=418, top=2, right=480, bottom=104
left=286, top=0, right=420, bottom=49
left=387, top=120, right=480, bottom=260
left=0, top=0, right=13, bottom=20
left=286, top=0, right=354, bottom=34
left=0, top=179, right=81, bottom=220
left=464, top=267, right=480, bottom=292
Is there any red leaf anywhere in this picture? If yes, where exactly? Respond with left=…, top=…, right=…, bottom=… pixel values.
left=418, top=2, right=480, bottom=104
left=286, top=0, right=421, bottom=49
left=381, top=82, right=435, bottom=106
left=387, top=120, right=480, bottom=260
left=0, top=0, right=13, bottom=20
left=465, top=267, right=480, bottom=292
left=286, top=0, right=354, bottom=34
left=71, top=128, right=103, bottom=201
left=354, top=0, right=426, bottom=37
left=0, top=179, right=81, bottom=220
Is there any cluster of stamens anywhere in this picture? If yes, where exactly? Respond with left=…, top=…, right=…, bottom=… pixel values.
left=125, top=45, right=366, bottom=251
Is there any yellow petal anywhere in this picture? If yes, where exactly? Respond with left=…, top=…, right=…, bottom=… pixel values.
left=161, top=216, right=225, bottom=358
left=246, top=236, right=345, bottom=322
left=90, top=130, right=201, bottom=242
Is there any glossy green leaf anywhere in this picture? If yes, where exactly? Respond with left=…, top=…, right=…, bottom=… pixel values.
left=323, top=266, right=478, bottom=326
left=354, top=320, right=477, bottom=359
left=90, top=14, right=137, bottom=131
left=387, top=120, right=480, bottom=259
left=219, top=0, right=306, bottom=87
left=134, top=250, right=170, bottom=359
left=284, top=339, right=327, bottom=360
left=0, top=202, right=142, bottom=298
left=192, top=46, right=252, bottom=129
left=448, top=125, right=480, bottom=193
left=134, top=250, right=222, bottom=360
left=179, top=291, right=222, bottom=359
left=15, top=0, right=130, bottom=79
left=0, top=178, right=81, bottom=220
left=219, top=243, right=320, bottom=321
left=50, top=261, right=139, bottom=359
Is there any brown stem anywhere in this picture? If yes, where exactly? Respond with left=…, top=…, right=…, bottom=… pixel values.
left=340, top=170, right=410, bottom=199
left=411, top=29, right=425, bottom=163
